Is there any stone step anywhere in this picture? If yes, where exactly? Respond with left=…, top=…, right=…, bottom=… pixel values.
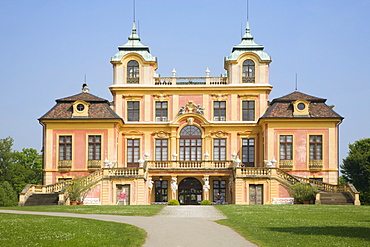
left=24, top=193, right=59, bottom=206
left=319, top=192, right=354, bottom=205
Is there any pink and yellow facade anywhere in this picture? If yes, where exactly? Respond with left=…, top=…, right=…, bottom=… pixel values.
left=36, top=22, right=344, bottom=205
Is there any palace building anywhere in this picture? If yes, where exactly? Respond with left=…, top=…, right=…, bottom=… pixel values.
left=20, top=21, right=360, bottom=206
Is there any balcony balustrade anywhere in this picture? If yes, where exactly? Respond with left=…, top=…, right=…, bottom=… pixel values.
left=154, top=77, right=228, bottom=86
left=242, top=76, right=255, bottom=83
left=309, top=160, right=323, bottom=170
left=87, top=160, right=102, bottom=170
left=279, top=160, right=294, bottom=170
left=58, top=160, right=72, bottom=170
left=147, top=160, right=232, bottom=169
left=127, top=77, right=139, bottom=84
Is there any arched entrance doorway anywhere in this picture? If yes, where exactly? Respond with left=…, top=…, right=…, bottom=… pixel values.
left=178, top=177, right=202, bottom=205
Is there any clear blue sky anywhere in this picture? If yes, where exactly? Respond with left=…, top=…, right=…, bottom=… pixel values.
left=0, top=0, right=369, bottom=164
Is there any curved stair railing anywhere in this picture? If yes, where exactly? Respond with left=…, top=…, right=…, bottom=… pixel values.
left=233, top=166, right=360, bottom=205
left=19, top=164, right=149, bottom=206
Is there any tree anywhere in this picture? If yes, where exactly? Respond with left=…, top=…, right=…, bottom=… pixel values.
left=13, top=148, right=43, bottom=192
left=0, top=137, right=42, bottom=193
left=0, top=181, right=18, bottom=207
left=341, top=138, right=370, bottom=205
left=0, top=137, right=16, bottom=181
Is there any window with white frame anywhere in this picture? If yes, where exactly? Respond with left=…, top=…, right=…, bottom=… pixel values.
left=213, top=101, right=226, bottom=121
left=213, top=139, right=226, bottom=161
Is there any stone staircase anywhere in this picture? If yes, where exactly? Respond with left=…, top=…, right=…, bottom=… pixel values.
left=24, top=193, right=59, bottom=206
left=319, top=192, right=354, bottom=205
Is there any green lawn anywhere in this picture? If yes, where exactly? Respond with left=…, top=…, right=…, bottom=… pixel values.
left=215, top=205, right=370, bottom=247
left=0, top=213, right=145, bottom=247
left=3, top=205, right=164, bottom=216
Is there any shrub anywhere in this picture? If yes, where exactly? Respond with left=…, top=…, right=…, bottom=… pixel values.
left=290, top=183, right=318, bottom=203
left=0, top=181, right=18, bottom=207
left=168, top=199, right=180, bottom=205
left=67, top=176, right=98, bottom=203
left=200, top=200, right=212, bottom=205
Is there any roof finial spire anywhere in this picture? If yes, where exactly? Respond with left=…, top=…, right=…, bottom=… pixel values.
left=295, top=73, right=298, bottom=91
left=133, top=0, right=136, bottom=23
left=247, top=0, right=249, bottom=21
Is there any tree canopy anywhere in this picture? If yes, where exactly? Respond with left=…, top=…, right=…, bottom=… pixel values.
left=0, top=137, right=42, bottom=206
left=341, top=138, right=370, bottom=204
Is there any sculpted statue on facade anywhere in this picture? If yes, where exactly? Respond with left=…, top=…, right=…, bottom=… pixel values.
left=171, top=177, right=178, bottom=191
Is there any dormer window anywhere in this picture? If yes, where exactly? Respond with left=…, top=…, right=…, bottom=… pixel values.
left=72, top=100, right=90, bottom=118
left=127, top=60, right=139, bottom=84
left=293, top=100, right=310, bottom=117
left=242, top=59, right=255, bottom=83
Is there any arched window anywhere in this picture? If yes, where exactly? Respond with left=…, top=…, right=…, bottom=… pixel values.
left=242, top=59, right=255, bottom=83
left=180, top=125, right=201, bottom=136
left=127, top=60, right=139, bottom=84
left=179, top=126, right=202, bottom=161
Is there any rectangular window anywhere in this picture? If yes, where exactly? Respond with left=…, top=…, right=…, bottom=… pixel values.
left=155, top=139, right=168, bottom=161
left=242, top=101, right=255, bottom=121
left=127, top=101, right=140, bottom=121
left=179, top=139, right=202, bottom=161
left=127, top=139, right=140, bottom=167
left=213, top=180, right=226, bottom=202
left=155, top=180, right=168, bottom=202
left=59, top=136, right=72, bottom=160
left=242, top=138, right=254, bottom=167
left=88, top=135, right=101, bottom=160
left=279, top=135, right=293, bottom=160
left=155, top=101, right=168, bottom=121
left=309, top=135, right=322, bottom=160
left=213, top=101, right=226, bottom=121
left=213, top=139, right=226, bottom=161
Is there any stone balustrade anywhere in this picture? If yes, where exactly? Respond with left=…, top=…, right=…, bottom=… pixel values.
left=147, top=160, right=233, bottom=169
left=154, top=77, right=228, bottom=86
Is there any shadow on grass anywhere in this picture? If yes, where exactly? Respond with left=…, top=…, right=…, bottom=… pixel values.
left=267, top=226, right=370, bottom=241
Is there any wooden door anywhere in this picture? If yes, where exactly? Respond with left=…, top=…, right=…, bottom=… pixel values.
left=249, top=184, right=263, bottom=205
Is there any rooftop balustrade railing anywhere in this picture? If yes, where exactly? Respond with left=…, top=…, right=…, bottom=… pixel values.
left=154, top=77, right=228, bottom=85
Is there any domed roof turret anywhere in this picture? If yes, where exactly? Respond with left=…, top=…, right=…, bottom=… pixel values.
left=225, top=21, right=271, bottom=62
left=111, top=22, right=156, bottom=62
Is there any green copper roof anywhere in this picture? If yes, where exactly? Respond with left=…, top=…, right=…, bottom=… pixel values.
left=111, top=22, right=156, bottom=62
left=225, top=21, right=271, bottom=62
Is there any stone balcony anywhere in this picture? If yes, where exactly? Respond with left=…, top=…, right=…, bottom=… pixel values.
left=279, top=160, right=294, bottom=170
left=58, top=160, right=72, bottom=171
left=309, top=160, right=323, bottom=170
left=87, top=160, right=102, bottom=170
left=147, top=160, right=233, bottom=169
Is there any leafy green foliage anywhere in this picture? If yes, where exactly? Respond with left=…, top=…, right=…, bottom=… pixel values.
left=216, top=205, right=370, bottom=247
left=0, top=181, right=18, bottom=206
left=168, top=199, right=180, bottom=205
left=200, top=199, right=212, bottom=205
left=0, top=137, right=42, bottom=206
left=0, top=213, right=146, bottom=247
left=341, top=138, right=370, bottom=204
left=66, top=176, right=99, bottom=202
left=290, top=183, right=318, bottom=203
left=0, top=137, right=16, bottom=180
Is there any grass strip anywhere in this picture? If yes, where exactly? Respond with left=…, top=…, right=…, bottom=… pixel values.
left=215, top=205, right=370, bottom=247
left=3, top=205, right=164, bottom=216
left=0, top=213, right=145, bottom=247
